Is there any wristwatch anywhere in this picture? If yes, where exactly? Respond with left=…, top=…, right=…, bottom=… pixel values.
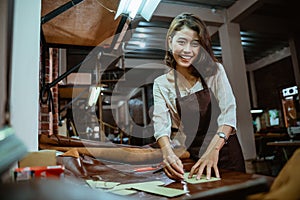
left=217, top=132, right=228, bottom=144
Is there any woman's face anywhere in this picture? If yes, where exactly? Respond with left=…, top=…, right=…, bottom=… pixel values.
left=168, top=26, right=200, bottom=68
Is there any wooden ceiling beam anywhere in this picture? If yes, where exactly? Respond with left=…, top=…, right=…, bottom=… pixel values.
left=246, top=47, right=290, bottom=71
left=226, top=0, right=264, bottom=23
left=41, top=0, right=84, bottom=24
left=152, top=2, right=225, bottom=25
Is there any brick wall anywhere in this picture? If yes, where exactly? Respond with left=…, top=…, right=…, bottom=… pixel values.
left=39, top=47, right=59, bottom=136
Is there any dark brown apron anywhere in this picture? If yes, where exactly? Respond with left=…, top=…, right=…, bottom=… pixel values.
left=174, top=70, right=245, bottom=172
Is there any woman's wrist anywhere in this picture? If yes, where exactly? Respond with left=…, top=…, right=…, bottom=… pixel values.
left=217, top=132, right=228, bottom=144
left=161, top=145, right=174, bottom=157
left=210, top=134, right=225, bottom=152
left=157, top=136, right=175, bottom=158
left=217, top=125, right=233, bottom=138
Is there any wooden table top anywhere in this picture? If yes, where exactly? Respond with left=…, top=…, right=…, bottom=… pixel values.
left=254, top=132, right=288, bottom=138
left=0, top=156, right=273, bottom=200
left=267, top=140, right=300, bottom=147
left=70, top=159, right=273, bottom=200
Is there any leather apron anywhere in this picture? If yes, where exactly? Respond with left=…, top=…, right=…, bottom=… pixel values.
left=174, top=71, right=245, bottom=172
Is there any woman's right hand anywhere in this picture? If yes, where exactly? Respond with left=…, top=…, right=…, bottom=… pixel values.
left=162, top=153, right=184, bottom=180
left=158, top=136, right=184, bottom=180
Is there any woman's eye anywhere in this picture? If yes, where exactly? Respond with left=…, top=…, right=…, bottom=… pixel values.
left=177, top=40, right=185, bottom=45
left=191, top=41, right=200, bottom=47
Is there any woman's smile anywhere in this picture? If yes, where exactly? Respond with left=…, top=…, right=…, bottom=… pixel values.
left=179, top=55, right=193, bottom=60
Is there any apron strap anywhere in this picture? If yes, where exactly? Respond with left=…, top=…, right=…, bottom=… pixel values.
left=173, top=66, right=209, bottom=119
left=173, top=67, right=208, bottom=99
left=174, top=69, right=181, bottom=99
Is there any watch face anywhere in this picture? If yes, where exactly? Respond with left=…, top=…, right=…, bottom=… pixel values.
left=218, top=132, right=226, bottom=139
left=217, top=132, right=228, bottom=144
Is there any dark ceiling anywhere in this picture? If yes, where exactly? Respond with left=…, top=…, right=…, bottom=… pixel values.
left=41, top=0, right=300, bottom=66
left=124, top=0, right=299, bottom=65
left=42, top=0, right=300, bottom=64
left=41, top=0, right=300, bottom=105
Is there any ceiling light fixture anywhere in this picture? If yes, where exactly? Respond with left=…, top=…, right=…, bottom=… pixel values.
left=250, top=109, right=264, bottom=114
left=114, top=0, right=161, bottom=21
left=88, top=86, right=101, bottom=107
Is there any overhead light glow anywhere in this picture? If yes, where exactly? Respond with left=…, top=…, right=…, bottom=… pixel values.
left=88, top=87, right=101, bottom=107
left=127, top=0, right=143, bottom=19
left=115, top=0, right=161, bottom=21
left=250, top=109, right=264, bottom=114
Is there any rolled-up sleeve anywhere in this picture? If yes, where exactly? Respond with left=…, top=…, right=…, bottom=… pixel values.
left=152, top=79, right=172, bottom=140
left=208, top=63, right=237, bottom=130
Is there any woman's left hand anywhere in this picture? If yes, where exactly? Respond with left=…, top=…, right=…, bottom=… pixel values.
left=188, top=148, right=220, bottom=180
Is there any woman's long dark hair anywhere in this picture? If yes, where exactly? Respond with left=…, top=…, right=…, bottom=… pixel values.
left=165, top=12, right=218, bottom=77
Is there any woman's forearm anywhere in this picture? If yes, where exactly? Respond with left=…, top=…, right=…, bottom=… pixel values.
left=157, top=136, right=174, bottom=155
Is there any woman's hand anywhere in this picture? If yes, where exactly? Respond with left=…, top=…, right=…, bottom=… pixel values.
left=188, top=148, right=220, bottom=180
left=188, top=127, right=232, bottom=180
left=162, top=153, right=184, bottom=180
left=157, top=136, right=184, bottom=180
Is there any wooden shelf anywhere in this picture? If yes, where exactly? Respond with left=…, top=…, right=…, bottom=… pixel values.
left=58, top=85, right=90, bottom=99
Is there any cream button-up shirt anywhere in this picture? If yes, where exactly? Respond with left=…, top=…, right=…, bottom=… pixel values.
left=152, top=63, right=237, bottom=147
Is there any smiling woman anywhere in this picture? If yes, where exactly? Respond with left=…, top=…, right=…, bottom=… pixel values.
left=152, top=12, right=245, bottom=181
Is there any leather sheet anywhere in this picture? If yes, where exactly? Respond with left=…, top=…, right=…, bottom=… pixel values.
left=39, top=134, right=190, bottom=165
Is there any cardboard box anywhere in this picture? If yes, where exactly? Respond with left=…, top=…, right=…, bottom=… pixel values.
left=14, top=165, right=65, bottom=181
left=18, top=150, right=57, bottom=168
left=15, top=150, right=64, bottom=182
